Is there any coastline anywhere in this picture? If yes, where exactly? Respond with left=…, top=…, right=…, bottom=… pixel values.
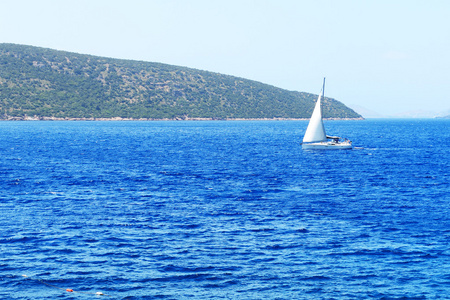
left=1, top=116, right=365, bottom=121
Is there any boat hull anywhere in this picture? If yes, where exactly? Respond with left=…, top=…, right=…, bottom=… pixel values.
left=302, top=142, right=352, bottom=150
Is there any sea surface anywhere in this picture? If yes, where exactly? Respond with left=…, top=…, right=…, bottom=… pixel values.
left=1, top=119, right=449, bottom=299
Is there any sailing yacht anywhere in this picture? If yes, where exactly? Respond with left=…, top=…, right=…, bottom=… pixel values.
left=302, top=78, right=352, bottom=150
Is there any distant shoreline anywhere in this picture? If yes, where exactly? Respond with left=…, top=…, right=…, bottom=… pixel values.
left=1, top=116, right=365, bottom=121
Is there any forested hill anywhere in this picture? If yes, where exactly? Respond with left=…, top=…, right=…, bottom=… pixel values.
left=0, top=44, right=362, bottom=120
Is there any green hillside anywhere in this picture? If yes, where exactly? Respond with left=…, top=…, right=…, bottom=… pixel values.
left=0, top=44, right=361, bottom=120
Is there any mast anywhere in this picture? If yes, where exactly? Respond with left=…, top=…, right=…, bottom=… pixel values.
left=322, top=77, right=326, bottom=97
left=319, top=77, right=325, bottom=117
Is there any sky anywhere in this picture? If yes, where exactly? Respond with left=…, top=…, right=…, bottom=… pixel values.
left=1, top=0, right=449, bottom=116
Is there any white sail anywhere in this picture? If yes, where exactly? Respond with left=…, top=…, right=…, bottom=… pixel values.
left=302, top=79, right=327, bottom=143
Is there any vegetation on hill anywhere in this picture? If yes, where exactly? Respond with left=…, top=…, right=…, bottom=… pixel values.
left=0, top=44, right=361, bottom=120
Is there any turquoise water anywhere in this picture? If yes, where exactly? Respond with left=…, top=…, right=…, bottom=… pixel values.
left=1, top=119, right=449, bottom=299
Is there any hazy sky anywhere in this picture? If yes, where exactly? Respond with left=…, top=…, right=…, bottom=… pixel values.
left=1, top=0, right=449, bottom=115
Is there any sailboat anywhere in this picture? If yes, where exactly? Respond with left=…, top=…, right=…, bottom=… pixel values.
left=302, top=78, right=352, bottom=150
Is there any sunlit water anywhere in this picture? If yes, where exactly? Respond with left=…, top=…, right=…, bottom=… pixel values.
left=1, top=119, right=449, bottom=299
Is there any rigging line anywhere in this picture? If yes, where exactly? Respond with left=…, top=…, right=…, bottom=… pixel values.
left=21, top=274, right=111, bottom=296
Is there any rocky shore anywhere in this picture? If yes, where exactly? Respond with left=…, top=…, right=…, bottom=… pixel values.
left=1, top=116, right=365, bottom=121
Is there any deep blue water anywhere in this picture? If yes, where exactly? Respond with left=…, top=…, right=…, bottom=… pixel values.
left=1, top=119, right=449, bottom=299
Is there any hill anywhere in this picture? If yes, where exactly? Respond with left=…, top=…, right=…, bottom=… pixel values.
left=0, top=44, right=361, bottom=120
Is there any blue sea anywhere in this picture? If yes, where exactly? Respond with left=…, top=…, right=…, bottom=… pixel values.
left=1, top=119, right=449, bottom=299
